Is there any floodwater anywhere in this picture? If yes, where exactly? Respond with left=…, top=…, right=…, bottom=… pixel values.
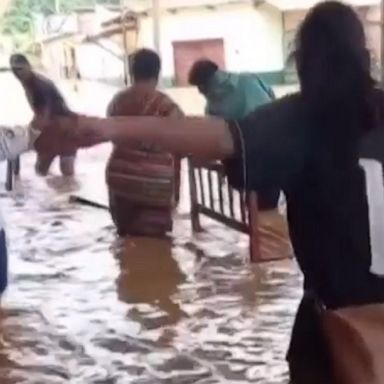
left=0, top=74, right=302, bottom=383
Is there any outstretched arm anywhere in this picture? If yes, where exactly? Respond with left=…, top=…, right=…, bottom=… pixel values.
left=72, top=115, right=235, bottom=161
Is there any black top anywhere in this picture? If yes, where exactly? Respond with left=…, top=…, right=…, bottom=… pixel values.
left=226, top=93, right=384, bottom=309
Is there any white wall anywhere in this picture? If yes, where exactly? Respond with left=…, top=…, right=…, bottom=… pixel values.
left=76, top=40, right=124, bottom=81
left=137, top=3, right=284, bottom=79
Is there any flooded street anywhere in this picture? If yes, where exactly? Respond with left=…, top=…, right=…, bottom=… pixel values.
left=0, top=74, right=302, bottom=383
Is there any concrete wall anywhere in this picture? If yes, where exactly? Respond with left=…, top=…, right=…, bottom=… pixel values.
left=137, top=3, right=284, bottom=83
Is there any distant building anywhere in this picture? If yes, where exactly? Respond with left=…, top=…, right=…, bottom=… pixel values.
left=36, top=0, right=383, bottom=86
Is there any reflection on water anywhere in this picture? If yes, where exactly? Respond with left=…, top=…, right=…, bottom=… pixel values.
left=0, top=76, right=302, bottom=383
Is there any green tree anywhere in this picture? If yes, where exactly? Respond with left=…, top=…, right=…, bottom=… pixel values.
left=1, top=0, right=119, bottom=36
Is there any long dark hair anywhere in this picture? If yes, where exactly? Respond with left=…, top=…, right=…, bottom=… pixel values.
left=295, top=1, right=377, bottom=147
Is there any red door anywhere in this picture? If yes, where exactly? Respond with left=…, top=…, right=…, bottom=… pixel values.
left=173, top=39, right=225, bottom=86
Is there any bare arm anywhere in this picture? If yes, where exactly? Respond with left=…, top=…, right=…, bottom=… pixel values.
left=74, top=115, right=235, bottom=161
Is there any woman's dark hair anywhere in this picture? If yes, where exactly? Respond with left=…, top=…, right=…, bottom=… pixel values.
left=131, top=49, right=161, bottom=82
left=188, top=59, right=218, bottom=87
left=295, top=1, right=376, bottom=143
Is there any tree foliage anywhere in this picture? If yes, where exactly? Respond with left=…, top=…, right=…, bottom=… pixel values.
left=1, top=0, right=120, bottom=35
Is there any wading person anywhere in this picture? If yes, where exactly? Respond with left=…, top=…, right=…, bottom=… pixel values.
left=10, top=54, right=76, bottom=176
left=106, top=49, right=183, bottom=237
left=189, top=59, right=291, bottom=259
left=42, top=2, right=384, bottom=382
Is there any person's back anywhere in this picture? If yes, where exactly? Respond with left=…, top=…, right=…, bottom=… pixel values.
left=106, top=49, right=183, bottom=237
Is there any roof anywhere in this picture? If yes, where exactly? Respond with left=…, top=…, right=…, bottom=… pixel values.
left=83, top=22, right=138, bottom=43
left=74, top=5, right=121, bottom=13
left=39, top=32, right=78, bottom=45
left=102, top=10, right=138, bottom=28
left=107, top=0, right=381, bottom=14
left=266, top=0, right=380, bottom=10
left=120, top=0, right=257, bottom=12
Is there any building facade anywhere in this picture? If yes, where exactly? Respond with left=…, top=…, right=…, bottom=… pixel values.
left=136, top=2, right=285, bottom=86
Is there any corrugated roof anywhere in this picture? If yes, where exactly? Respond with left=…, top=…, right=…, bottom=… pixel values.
left=121, top=0, right=255, bottom=12
left=102, top=10, right=138, bottom=28
left=39, top=32, right=78, bottom=45
left=266, top=0, right=380, bottom=10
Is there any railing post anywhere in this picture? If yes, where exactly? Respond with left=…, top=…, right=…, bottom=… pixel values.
left=188, top=159, right=202, bottom=232
left=5, top=160, right=13, bottom=191
left=5, top=157, right=20, bottom=192
left=248, top=191, right=260, bottom=263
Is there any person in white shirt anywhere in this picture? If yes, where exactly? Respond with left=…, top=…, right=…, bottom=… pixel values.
left=0, top=121, right=40, bottom=298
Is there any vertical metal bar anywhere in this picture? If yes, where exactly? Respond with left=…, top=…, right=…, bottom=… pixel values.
left=198, top=168, right=205, bottom=206
left=207, top=169, right=214, bottom=209
left=217, top=172, right=224, bottom=214
left=239, top=191, right=247, bottom=223
left=14, top=157, right=20, bottom=176
left=5, top=160, right=12, bottom=191
left=188, top=159, right=201, bottom=232
left=227, top=184, right=235, bottom=218
left=248, top=192, right=260, bottom=263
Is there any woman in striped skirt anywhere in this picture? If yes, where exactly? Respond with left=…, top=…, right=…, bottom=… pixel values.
left=106, top=49, right=183, bottom=237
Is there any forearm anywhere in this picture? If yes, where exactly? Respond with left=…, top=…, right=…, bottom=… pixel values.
left=0, top=125, right=39, bottom=161
left=104, top=116, right=235, bottom=160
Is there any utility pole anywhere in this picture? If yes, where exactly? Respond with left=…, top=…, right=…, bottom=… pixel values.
left=152, top=0, right=161, bottom=54
left=120, top=0, right=130, bottom=85
left=152, top=0, right=161, bottom=86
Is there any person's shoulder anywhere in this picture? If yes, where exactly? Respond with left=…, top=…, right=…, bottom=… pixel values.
left=107, top=87, right=135, bottom=115
left=154, top=90, right=184, bottom=116
left=111, top=87, right=135, bottom=101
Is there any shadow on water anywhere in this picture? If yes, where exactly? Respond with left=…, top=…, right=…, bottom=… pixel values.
left=0, top=76, right=302, bottom=383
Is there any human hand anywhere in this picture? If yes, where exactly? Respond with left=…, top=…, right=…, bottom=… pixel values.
left=29, top=108, right=52, bottom=149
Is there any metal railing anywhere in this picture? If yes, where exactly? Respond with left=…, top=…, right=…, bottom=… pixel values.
left=188, top=159, right=260, bottom=262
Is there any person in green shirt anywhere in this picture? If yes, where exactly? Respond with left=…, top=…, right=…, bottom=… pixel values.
left=188, top=59, right=275, bottom=119
left=188, top=60, right=290, bottom=260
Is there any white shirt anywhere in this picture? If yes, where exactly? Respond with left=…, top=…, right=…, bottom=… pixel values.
left=0, top=124, right=39, bottom=161
left=0, top=124, right=40, bottom=230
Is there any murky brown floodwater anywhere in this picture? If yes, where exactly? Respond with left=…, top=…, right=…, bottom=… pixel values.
left=0, top=75, right=302, bottom=383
